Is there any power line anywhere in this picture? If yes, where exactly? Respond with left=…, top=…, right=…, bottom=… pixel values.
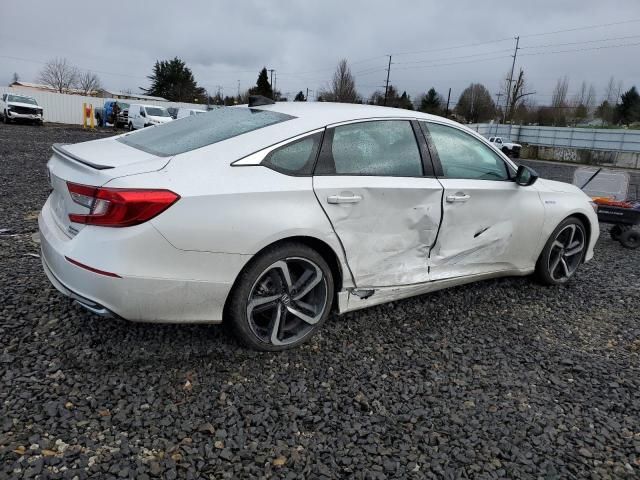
left=519, top=41, right=640, bottom=57
left=394, top=48, right=513, bottom=66
left=520, top=18, right=640, bottom=38
left=393, top=54, right=511, bottom=71
left=520, top=33, right=640, bottom=50
left=393, top=37, right=514, bottom=57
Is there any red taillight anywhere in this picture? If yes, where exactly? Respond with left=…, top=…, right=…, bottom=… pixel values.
left=67, top=182, right=180, bottom=227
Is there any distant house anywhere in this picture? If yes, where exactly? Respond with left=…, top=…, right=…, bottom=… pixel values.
left=100, top=89, right=168, bottom=102
left=8, top=82, right=167, bottom=102
left=9, top=81, right=100, bottom=96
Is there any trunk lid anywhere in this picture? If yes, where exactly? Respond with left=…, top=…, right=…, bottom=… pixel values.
left=47, top=138, right=171, bottom=236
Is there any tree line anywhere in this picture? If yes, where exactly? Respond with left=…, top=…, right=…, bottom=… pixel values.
left=31, top=56, right=640, bottom=127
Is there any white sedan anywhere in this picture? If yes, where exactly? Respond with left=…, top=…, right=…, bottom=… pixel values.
left=39, top=98, right=599, bottom=350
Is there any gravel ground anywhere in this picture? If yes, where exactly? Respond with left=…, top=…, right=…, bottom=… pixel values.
left=1, top=123, right=639, bottom=479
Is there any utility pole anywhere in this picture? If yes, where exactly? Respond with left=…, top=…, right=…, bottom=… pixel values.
left=383, top=55, right=392, bottom=106
left=306, top=87, right=309, bottom=101
left=273, top=71, right=277, bottom=100
left=504, top=36, right=520, bottom=122
left=237, top=80, right=240, bottom=99
left=494, top=92, right=504, bottom=134
left=445, top=87, right=451, bottom=116
left=268, top=69, right=275, bottom=88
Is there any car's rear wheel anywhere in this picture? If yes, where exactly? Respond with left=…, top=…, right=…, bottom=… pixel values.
left=227, top=243, right=334, bottom=351
left=536, top=217, right=587, bottom=285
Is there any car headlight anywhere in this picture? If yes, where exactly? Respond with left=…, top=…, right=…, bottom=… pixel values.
left=589, top=201, right=598, bottom=213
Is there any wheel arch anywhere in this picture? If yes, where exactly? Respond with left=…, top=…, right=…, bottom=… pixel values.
left=569, top=212, right=592, bottom=255
left=222, top=235, right=346, bottom=321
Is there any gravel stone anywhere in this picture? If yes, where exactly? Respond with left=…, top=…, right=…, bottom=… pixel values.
left=0, top=123, right=639, bottom=478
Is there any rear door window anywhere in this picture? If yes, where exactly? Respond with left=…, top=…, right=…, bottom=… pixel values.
left=119, top=107, right=295, bottom=156
left=315, top=120, right=423, bottom=176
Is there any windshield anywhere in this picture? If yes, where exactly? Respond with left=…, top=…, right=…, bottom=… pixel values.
left=145, top=107, right=170, bottom=117
left=8, top=95, right=38, bottom=105
left=119, top=107, right=295, bottom=156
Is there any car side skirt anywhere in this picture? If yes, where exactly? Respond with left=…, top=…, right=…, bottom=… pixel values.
left=337, top=267, right=534, bottom=314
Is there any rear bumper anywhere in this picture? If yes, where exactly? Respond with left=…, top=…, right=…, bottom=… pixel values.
left=39, top=196, right=251, bottom=323
left=41, top=255, right=116, bottom=317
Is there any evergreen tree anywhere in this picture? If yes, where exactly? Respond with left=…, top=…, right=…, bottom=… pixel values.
left=616, top=86, right=640, bottom=124
left=249, top=68, right=273, bottom=99
left=144, top=57, right=206, bottom=102
left=294, top=91, right=306, bottom=101
left=419, top=88, right=442, bottom=115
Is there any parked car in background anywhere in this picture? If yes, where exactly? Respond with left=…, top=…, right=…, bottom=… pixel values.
left=39, top=100, right=599, bottom=351
left=0, top=93, right=44, bottom=125
left=95, top=100, right=129, bottom=128
left=489, top=136, right=521, bottom=158
left=127, top=104, right=173, bottom=130
left=176, top=108, right=207, bottom=119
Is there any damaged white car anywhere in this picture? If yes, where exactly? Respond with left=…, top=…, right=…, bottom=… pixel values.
left=39, top=98, right=599, bottom=350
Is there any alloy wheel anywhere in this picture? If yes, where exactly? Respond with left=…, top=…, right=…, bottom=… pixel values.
left=547, top=223, right=585, bottom=282
left=247, top=257, right=328, bottom=346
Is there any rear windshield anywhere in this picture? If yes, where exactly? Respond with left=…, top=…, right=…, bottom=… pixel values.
left=118, top=107, right=295, bottom=156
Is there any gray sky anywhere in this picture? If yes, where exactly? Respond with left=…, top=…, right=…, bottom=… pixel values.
left=2, top=0, right=639, bottom=106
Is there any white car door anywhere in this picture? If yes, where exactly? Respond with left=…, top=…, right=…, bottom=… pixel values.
left=313, top=119, right=443, bottom=287
left=419, top=121, right=544, bottom=280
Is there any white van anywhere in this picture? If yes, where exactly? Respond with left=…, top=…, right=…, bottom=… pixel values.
left=176, top=108, right=207, bottom=119
left=127, top=104, right=173, bottom=130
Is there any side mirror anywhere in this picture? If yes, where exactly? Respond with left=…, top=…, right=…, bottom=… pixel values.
left=140, top=111, right=146, bottom=117
left=515, top=165, right=538, bottom=186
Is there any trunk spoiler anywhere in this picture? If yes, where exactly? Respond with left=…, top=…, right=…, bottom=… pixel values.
left=52, top=143, right=114, bottom=170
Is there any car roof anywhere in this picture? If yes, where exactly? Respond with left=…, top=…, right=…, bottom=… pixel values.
left=251, top=101, right=459, bottom=130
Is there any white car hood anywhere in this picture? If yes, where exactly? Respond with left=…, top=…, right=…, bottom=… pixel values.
left=8, top=101, right=40, bottom=109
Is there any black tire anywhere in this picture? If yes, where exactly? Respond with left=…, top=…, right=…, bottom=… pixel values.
left=502, top=147, right=511, bottom=157
left=536, top=216, right=587, bottom=285
left=619, top=228, right=640, bottom=249
left=610, top=225, right=623, bottom=240
left=3, top=111, right=9, bottom=124
left=128, top=122, right=133, bottom=131
left=226, top=242, right=334, bottom=351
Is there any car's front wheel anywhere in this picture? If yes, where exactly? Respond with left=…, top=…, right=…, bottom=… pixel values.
left=227, top=242, right=334, bottom=351
left=2, top=111, right=9, bottom=124
left=536, top=217, right=587, bottom=285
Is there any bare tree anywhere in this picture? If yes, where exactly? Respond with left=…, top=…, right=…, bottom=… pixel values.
left=77, top=71, right=102, bottom=96
left=504, top=68, right=534, bottom=122
left=597, top=76, right=624, bottom=125
left=551, top=76, right=569, bottom=125
left=571, top=81, right=596, bottom=124
left=319, top=59, right=359, bottom=103
left=38, top=58, right=79, bottom=93
left=455, top=83, right=496, bottom=122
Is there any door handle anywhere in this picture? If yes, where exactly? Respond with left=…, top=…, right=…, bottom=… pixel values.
left=327, top=194, right=362, bottom=204
left=446, top=193, right=471, bottom=203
